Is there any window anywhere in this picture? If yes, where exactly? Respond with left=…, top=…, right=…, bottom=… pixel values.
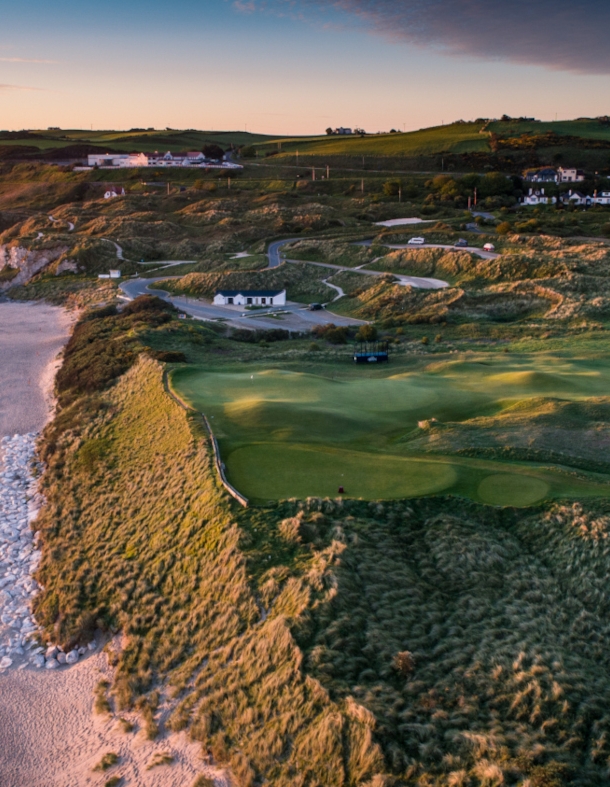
left=247, top=297, right=252, bottom=305
left=228, top=297, right=233, bottom=305
left=261, top=298, right=266, bottom=305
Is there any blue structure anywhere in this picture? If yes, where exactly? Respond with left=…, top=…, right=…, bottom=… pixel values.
left=353, top=340, right=389, bottom=364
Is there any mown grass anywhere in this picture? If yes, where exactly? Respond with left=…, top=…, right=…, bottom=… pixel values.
left=170, top=359, right=610, bottom=505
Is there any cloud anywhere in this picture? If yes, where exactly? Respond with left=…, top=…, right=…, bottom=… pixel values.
left=288, top=0, right=610, bottom=74
left=0, top=83, right=45, bottom=91
left=0, top=57, right=58, bottom=64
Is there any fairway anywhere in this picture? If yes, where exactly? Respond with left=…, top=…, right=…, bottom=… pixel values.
left=170, top=355, right=610, bottom=505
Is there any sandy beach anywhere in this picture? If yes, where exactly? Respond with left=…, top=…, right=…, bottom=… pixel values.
left=0, top=301, right=218, bottom=786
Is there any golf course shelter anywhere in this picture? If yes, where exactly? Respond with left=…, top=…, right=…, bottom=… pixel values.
left=353, top=340, right=389, bottom=364
left=213, top=289, right=286, bottom=307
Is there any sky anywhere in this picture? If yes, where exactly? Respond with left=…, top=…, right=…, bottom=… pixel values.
left=1, top=0, right=609, bottom=135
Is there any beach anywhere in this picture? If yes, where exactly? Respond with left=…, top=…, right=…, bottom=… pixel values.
left=0, top=301, right=218, bottom=786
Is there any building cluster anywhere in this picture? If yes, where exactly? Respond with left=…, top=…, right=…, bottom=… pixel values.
left=87, top=151, right=242, bottom=169
left=522, top=188, right=610, bottom=207
left=524, top=167, right=585, bottom=183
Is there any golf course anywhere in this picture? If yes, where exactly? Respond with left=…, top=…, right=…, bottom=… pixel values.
left=170, top=353, right=610, bottom=505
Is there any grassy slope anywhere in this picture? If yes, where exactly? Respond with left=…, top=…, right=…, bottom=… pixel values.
left=264, top=123, right=490, bottom=157
left=488, top=119, right=610, bottom=141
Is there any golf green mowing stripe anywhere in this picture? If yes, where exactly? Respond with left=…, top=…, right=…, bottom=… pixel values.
left=225, top=444, right=459, bottom=501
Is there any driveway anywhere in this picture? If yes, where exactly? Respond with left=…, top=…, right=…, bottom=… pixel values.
left=119, top=277, right=366, bottom=330
left=284, top=258, right=449, bottom=290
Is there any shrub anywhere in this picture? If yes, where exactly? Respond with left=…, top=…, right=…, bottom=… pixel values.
left=382, top=179, right=401, bottom=197
left=148, top=350, right=187, bottom=363
left=496, top=221, right=512, bottom=235
left=312, top=323, right=349, bottom=344
left=393, top=651, right=415, bottom=676
left=94, top=752, right=119, bottom=772
left=601, top=223, right=610, bottom=238
left=192, top=777, right=215, bottom=787
left=122, top=295, right=175, bottom=317
left=421, top=335, right=429, bottom=345
left=355, top=325, right=378, bottom=342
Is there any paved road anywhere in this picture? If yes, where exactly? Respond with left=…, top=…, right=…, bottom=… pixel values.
left=119, top=277, right=366, bottom=330
left=382, top=242, right=499, bottom=261
left=285, top=258, right=448, bottom=290
left=266, top=238, right=303, bottom=268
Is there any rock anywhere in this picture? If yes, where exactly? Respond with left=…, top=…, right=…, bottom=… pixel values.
left=87, top=641, right=97, bottom=652
left=0, top=656, right=12, bottom=669
left=32, top=654, right=45, bottom=668
left=45, top=645, right=58, bottom=660
left=78, top=647, right=86, bottom=656
left=45, top=657, right=59, bottom=669
left=57, top=651, right=67, bottom=664
left=66, top=650, right=79, bottom=665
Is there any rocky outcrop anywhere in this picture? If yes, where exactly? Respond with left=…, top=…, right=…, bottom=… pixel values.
left=0, top=244, right=68, bottom=290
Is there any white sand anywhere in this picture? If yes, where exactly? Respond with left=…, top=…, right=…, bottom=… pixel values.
left=0, top=301, right=219, bottom=786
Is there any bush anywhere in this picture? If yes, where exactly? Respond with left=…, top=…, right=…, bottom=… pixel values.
left=94, top=752, right=119, bottom=772
left=496, top=221, right=512, bottom=235
left=382, top=179, right=401, bottom=197
left=148, top=350, right=187, bottom=363
left=355, top=325, right=378, bottom=342
left=601, top=223, right=610, bottom=238
left=312, top=324, right=349, bottom=344
left=122, top=295, right=175, bottom=317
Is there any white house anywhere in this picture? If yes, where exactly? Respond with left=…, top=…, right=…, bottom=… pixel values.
left=563, top=190, right=592, bottom=207
left=104, top=187, right=126, bottom=199
left=595, top=192, right=610, bottom=205
left=522, top=188, right=556, bottom=206
left=558, top=167, right=585, bottom=183
left=213, top=289, right=286, bottom=307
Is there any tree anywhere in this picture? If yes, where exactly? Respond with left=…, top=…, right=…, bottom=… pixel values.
left=496, top=221, right=511, bottom=235
left=383, top=179, right=402, bottom=197
left=202, top=144, right=224, bottom=161
left=325, top=128, right=334, bottom=136
left=356, top=325, right=378, bottom=342
left=240, top=145, right=256, bottom=158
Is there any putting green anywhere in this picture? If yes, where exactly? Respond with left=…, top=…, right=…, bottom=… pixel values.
left=226, top=444, right=458, bottom=500
left=170, top=357, right=610, bottom=503
left=478, top=474, right=550, bottom=507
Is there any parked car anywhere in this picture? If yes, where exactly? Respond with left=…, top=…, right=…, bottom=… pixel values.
left=308, top=303, right=323, bottom=311
left=454, top=238, right=469, bottom=247
left=408, top=237, right=425, bottom=245
left=483, top=243, right=496, bottom=252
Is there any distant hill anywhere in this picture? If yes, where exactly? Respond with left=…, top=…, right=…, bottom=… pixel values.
left=2, top=119, right=610, bottom=172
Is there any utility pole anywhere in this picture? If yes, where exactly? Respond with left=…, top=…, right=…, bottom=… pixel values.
left=326, top=164, right=330, bottom=180
left=312, top=168, right=316, bottom=181
left=474, top=187, right=477, bottom=206
left=296, top=150, right=299, bottom=165
left=361, top=178, right=364, bottom=194
left=228, top=177, right=231, bottom=190
left=167, top=181, right=170, bottom=196
left=399, top=185, right=402, bottom=203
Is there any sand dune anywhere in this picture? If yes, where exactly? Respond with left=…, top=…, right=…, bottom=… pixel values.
left=0, top=302, right=218, bottom=786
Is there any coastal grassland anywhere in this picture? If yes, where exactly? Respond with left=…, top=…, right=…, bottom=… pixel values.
left=170, top=356, right=610, bottom=505
left=32, top=300, right=610, bottom=786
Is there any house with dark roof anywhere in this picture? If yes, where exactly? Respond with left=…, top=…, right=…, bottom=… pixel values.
left=524, top=168, right=557, bottom=183
left=213, top=289, right=286, bottom=307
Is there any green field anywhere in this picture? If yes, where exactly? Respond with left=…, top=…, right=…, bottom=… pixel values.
left=260, top=122, right=490, bottom=158
left=170, top=355, right=610, bottom=505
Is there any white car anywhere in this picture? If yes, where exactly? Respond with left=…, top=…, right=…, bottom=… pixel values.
left=483, top=243, right=496, bottom=252
left=408, top=237, right=425, bottom=245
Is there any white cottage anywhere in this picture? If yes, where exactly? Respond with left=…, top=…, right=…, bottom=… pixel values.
left=213, top=289, right=286, bottom=307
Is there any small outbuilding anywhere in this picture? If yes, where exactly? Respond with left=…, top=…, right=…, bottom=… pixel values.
left=213, top=289, right=286, bottom=307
